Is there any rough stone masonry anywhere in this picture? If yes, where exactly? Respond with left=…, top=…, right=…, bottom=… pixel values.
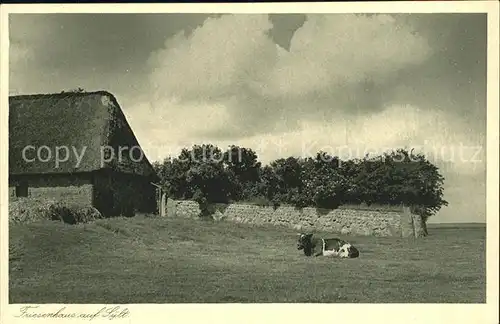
left=166, top=199, right=427, bottom=238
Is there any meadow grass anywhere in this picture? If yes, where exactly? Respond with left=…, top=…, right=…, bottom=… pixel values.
left=9, top=216, right=486, bottom=303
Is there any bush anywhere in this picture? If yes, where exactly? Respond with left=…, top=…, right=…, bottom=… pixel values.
left=9, top=198, right=103, bottom=225
left=9, top=198, right=57, bottom=224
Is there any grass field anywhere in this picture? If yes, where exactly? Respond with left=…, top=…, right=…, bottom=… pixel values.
left=9, top=216, right=486, bottom=303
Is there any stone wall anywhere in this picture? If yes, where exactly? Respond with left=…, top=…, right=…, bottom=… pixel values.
left=9, top=173, right=93, bottom=206
left=166, top=199, right=427, bottom=238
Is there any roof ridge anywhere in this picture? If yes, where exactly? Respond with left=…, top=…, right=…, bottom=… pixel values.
left=9, top=90, right=114, bottom=100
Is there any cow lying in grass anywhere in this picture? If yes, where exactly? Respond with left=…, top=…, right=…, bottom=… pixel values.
left=297, top=233, right=360, bottom=258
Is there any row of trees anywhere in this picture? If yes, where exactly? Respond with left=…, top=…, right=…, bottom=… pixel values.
left=152, top=144, right=448, bottom=221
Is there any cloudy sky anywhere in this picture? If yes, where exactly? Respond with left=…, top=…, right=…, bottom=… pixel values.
left=9, top=13, right=487, bottom=223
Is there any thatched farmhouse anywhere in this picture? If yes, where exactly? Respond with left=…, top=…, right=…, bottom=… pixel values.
left=9, top=90, right=160, bottom=217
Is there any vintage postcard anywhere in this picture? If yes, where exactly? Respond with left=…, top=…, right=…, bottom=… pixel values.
left=1, top=2, right=498, bottom=324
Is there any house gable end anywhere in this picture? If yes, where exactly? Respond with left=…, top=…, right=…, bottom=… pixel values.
left=97, top=93, right=158, bottom=180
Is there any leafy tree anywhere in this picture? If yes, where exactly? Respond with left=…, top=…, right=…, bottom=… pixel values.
left=223, top=145, right=261, bottom=199
left=259, top=165, right=282, bottom=207
left=352, top=149, right=448, bottom=219
left=154, top=156, right=191, bottom=199
left=337, top=158, right=364, bottom=204
left=266, top=156, right=304, bottom=205
left=388, top=149, right=448, bottom=221
left=154, top=144, right=241, bottom=206
left=299, top=152, right=346, bottom=209
left=186, top=161, right=232, bottom=203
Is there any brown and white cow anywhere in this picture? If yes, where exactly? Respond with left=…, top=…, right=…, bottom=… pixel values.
left=297, top=233, right=359, bottom=258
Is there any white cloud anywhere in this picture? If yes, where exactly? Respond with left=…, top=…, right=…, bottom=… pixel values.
left=147, top=14, right=277, bottom=102
left=145, top=13, right=434, bottom=136
left=123, top=99, right=232, bottom=161
left=260, top=14, right=432, bottom=98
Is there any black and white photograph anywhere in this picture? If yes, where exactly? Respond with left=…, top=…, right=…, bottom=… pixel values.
left=1, top=2, right=499, bottom=323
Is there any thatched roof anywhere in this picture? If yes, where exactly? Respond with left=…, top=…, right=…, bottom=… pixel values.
left=9, top=90, right=158, bottom=180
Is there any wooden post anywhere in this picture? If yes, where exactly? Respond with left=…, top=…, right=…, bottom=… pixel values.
left=160, top=192, right=166, bottom=217
left=150, top=182, right=164, bottom=216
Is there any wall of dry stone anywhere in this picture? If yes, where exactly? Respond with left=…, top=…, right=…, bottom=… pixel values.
left=166, top=199, right=427, bottom=238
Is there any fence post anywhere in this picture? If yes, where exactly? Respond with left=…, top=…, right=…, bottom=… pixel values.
left=160, top=192, right=166, bottom=217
